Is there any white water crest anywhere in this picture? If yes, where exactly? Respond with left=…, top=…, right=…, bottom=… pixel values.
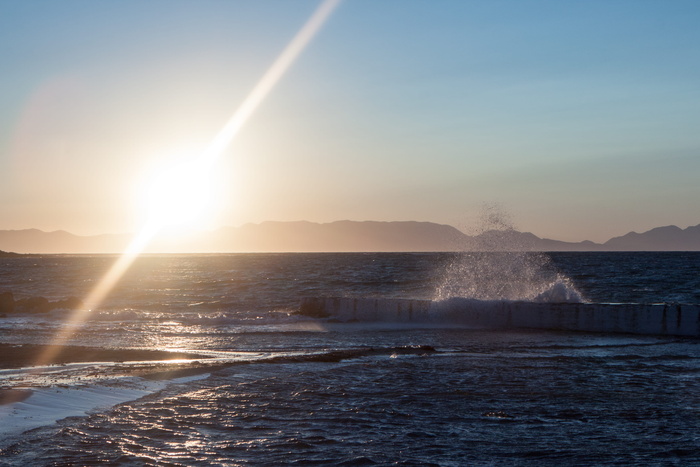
left=434, top=252, right=582, bottom=302
left=435, top=206, right=584, bottom=303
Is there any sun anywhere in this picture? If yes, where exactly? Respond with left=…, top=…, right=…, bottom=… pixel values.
left=138, top=155, right=220, bottom=234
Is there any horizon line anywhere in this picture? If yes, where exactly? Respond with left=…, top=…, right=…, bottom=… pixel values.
left=1, top=219, right=699, bottom=250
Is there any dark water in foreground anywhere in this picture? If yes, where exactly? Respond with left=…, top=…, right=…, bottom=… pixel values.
left=0, top=252, right=699, bottom=465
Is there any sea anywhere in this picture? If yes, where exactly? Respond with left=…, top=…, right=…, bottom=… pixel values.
left=0, top=251, right=699, bottom=466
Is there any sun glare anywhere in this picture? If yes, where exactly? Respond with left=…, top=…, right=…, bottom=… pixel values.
left=145, top=159, right=213, bottom=230
left=34, top=0, right=341, bottom=367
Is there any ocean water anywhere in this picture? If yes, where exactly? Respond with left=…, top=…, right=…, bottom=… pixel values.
left=1, top=252, right=699, bottom=465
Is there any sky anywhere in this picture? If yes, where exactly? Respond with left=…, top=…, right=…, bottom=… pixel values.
left=1, top=0, right=699, bottom=243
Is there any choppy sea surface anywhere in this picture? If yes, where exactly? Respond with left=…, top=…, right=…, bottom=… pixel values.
left=1, top=252, right=699, bottom=465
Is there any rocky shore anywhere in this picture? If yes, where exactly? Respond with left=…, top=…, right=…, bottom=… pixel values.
left=0, top=343, right=207, bottom=370
left=0, top=291, right=83, bottom=315
left=0, top=343, right=222, bottom=406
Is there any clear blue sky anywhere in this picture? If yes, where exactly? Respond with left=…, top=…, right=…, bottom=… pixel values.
left=1, top=0, right=699, bottom=242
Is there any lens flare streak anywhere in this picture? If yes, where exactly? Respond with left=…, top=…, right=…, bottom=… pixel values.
left=36, top=0, right=341, bottom=364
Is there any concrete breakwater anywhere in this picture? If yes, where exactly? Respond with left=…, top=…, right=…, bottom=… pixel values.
left=299, top=297, right=700, bottom=337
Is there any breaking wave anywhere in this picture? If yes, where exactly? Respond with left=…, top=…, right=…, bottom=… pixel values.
left=434, top=251, right=584, bottom=303
left=435, top=207, right=584, bottom=303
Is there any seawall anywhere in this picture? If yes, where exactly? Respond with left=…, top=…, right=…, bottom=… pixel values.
left=299, top=297, right=700, bottom=337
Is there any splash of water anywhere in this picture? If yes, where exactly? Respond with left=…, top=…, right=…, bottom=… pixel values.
left=434, top=205, right=584, bottom=303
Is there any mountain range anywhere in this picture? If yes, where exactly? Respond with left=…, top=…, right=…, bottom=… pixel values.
left=1, top=221, right=699, bottom=254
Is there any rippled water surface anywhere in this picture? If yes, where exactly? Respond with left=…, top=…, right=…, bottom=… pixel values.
left=5, top=330, right=700, bottom=466
left=0, top=252, right=699, bottom=465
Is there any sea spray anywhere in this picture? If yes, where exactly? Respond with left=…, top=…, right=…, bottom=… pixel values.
left=435, top=206, right=584, bottom=303
left=434, top=252, right=583, bottom=302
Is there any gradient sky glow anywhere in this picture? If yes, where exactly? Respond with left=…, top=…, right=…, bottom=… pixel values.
left=2, top=0, right=699, bottom=243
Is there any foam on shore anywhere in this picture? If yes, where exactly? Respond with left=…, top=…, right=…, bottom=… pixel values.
left=0, top=373, right=208, bottom=444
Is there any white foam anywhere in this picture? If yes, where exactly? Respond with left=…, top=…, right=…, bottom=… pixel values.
left=0, top=373, right=207, bottom=442
left=533, top=279, right=584, bottom=303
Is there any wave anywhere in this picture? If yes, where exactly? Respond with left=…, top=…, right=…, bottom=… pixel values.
left=0, top=373, right=211, bottom=446
left=434, top=250, right=585, bottom=302
left=533, top=278, right=584, bottom=303
left=299, top=297, right=700, bottom=337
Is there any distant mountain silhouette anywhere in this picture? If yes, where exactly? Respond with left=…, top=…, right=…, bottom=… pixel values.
left=0, top=229, right=129, bottom=254
left=603, top=224, right=700, bottom=251
left=0, top=221, right=699, bottom=254
left=0, top=249, right=24, bottom=257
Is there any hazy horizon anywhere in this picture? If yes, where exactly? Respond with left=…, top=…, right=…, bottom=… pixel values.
left=3, top=218, right=700, bottom=256
left=2, top=1, right=700, bottom=245
left=3, top=217, right=700, bottom=241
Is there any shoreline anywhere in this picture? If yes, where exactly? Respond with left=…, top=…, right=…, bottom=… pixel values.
left=0, top=343, right=224, bottom=406
left=0, top=343, right=238, bottom=441
left=0, top=343, right=207, bottom=370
